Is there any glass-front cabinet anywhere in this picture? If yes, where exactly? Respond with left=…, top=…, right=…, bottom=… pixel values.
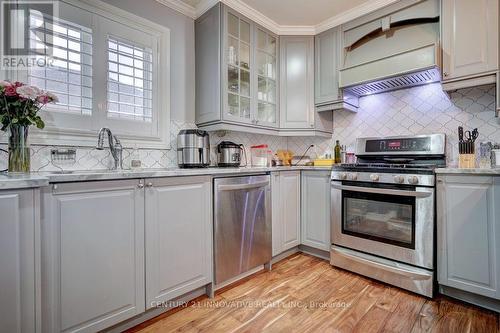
left=256, top=28, right=277, bottom=126
left=222, top=7, right=278, bottom=127
left=226, top=12, right=252, bottom=122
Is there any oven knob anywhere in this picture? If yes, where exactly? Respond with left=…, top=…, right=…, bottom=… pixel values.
left=393, top=175, right=405, bottom=183
left=408, top=176, right=419, bottom=185
left=348, top=173, right=358, bottom=181
left=339, top=173, right=347, bottom=180
left=370, top=174, right=380, bottom=181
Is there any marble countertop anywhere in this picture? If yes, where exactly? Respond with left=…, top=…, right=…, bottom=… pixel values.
left=435, top=168, right=500, bottom=175
left=0, top=166, right=333, bottom=189
left=40, top=166, right=332, bottom=183
left=0, top=173, right=49, bottom=190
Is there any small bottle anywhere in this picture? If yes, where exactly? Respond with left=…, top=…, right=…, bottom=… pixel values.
left=334, top=140, right=341, bottom=164
left=340, top=145, right=347, bottom=164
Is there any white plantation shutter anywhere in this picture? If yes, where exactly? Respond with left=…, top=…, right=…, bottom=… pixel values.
left=9, top=0, right=170, bottom=147
left=107, top=37, right=153, bottom=122
left=95, top=14, right=162, bottom=138
left=28, top=12, right=93, bottom=116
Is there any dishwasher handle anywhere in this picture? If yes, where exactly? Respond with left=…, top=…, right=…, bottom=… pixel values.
left=218, top=180, right=270, bottom=191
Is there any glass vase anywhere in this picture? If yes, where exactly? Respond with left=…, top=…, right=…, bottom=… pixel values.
left=8, top=124, right=30, bottom=173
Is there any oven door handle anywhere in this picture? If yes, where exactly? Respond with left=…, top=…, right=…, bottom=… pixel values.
left=331, top=183, right=432, bottom=198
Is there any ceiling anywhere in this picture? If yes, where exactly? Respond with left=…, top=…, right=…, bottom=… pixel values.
left=170, top=0, right=398, bottom=34
left=235, top=0, right=372, bottom=26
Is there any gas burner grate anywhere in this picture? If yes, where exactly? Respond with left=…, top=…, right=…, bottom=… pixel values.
left=339, top=163, right=439, bottom=170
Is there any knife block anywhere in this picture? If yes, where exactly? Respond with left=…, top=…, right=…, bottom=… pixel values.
left=458, top=154, right=475, bottom=168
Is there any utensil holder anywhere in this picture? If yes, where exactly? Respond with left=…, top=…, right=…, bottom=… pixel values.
left=458, top=154, right=476, bottom=168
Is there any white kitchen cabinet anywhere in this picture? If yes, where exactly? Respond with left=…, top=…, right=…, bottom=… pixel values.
left=0, top=189, right=39, bottom=333
left=437, top=175, right=500, bottom=300
left=441, top=0, right=499, bottom=90
left=272, top=171, right=301, bottom=255
left=314, top=27, right=358, bottom=112
left=42, top=180, right=145, bottom=333
left=145, top=176, right=212, bottom=309
left=301, top=171, right=331, bottom=251
left=280, top=36, right=333, bottom=137
left=195, top=4, right=280, bottom=133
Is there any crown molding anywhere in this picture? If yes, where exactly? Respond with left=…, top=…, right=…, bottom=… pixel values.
left=314, top=0, right=400, bottom=34
left=156, top=0, right=401, bottom=35
left=220, top=0, right=281, bottom=34
left=196, top=0, right=219, bottom=17
left=155, top=0, right=196, bottom=19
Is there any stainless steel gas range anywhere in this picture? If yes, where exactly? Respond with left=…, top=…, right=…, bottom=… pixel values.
left=330, top=134, right=446, bottom=297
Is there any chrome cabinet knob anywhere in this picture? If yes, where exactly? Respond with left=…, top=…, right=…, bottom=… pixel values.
left=443, top=72, right=449, bottom=77
left=370, top=174, right=380, bottom=181
left=408, top=176, right=419, bottom=185
left=393, top=175, right=405, bottom=183
left=146, top=182, right=153, bottom=188
left=137, top=183, right=144, bottom=189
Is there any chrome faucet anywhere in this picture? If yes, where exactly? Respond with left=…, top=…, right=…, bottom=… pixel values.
left=96, top=128, right=123, bottom=170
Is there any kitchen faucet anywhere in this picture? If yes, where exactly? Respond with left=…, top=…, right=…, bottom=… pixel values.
left=96, top=128, right=123, bottom=170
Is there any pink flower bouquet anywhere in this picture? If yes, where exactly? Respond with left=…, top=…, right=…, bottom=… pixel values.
left=0, top=80, right=58, bottom=131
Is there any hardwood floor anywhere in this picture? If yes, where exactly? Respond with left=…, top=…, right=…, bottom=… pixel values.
left=128, top=253, right=500, bottom=333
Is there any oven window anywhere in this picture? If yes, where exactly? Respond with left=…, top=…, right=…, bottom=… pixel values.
left=342, top=190, right=415, bottom=249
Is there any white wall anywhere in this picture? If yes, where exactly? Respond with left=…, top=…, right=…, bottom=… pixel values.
left=101, top=0, right=196, bottom=123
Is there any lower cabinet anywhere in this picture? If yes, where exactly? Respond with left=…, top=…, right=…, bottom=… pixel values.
left=42, top=180, right=145, bottom=333
left=42, top=177, right=213, bottom=332
left=301, top=171, right=331, bottom=251
left=145, top=176, right=212, bottom=309
left=0, top=188, right=39, bottom=333
left=272, top=171, right=301, bottom=256
left=437, top=175, right=500, bottom=300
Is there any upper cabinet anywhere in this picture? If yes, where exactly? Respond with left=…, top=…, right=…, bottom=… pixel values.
left=195, top=4, right=279, bottom=134
left=441, top=0, right=499, bottom=90
left=195, top=4, right=332, bottom=137
left=280, top=36, right=333, bottom=136
left=314, top=27, right=358, bottom=112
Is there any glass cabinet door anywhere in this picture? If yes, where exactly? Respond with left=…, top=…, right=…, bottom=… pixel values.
left=225, top=12, right=252, bottom=122
left=256, top=28, right=277, bottom=126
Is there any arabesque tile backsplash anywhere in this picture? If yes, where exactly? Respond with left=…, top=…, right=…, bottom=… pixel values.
left=0, top=83, right=498, bottom=171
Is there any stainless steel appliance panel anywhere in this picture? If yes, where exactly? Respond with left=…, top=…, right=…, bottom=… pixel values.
left=214, top=175, right=272, bottom=284
left=355, top=133, right=446, bottom=156
left=331, top=181, right=434, bottom=269
left=331, top=246, right=434, bottom=297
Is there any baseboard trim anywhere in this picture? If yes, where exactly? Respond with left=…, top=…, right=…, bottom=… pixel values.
left=439, top=285, right=500, bottom=313
left=299, top=245, right=330, bottom=261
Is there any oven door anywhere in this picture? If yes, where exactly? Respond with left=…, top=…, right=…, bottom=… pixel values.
left=331, top=181, right=434, bottom=269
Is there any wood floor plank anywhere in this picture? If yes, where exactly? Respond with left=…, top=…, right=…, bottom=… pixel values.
left=129, top=254, right=499, bottom=333
left=381, top=291, right=427, bottom=333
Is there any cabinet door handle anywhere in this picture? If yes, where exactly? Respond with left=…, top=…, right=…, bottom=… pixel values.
left=137, top=183, right=144, bottom=189
left=443, top=72, right=449, bottom=77
left=146, top=182, right=153, bottom=188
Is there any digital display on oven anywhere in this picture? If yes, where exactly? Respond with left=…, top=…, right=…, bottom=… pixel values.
left=365, top=137, right=430, bottom=152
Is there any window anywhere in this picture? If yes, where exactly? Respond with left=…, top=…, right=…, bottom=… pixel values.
left=107, top=37, right=153, bottom=122
left=10, top=0, right=170, bottom=148
left=29, top=12, right=93, bottom=116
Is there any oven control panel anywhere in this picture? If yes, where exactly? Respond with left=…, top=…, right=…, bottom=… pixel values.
left=331, top=171, right=434, bottom=187
left=365, top=137, right=431, bottom=152
left=355, top=134, right=446, bottom=156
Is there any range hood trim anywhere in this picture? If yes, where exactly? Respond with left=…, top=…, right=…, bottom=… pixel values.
left=340, top=42, right=441, bottom=96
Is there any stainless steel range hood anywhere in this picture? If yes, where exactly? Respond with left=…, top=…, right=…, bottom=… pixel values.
left=339, top=0, right=441, bottom=97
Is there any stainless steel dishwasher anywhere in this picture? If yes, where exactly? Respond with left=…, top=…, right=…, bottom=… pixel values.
left=214, top=174, right=272, bottom=284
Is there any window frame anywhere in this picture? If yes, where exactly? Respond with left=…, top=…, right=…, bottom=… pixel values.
left=3, top=0, right=171, bottom=149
